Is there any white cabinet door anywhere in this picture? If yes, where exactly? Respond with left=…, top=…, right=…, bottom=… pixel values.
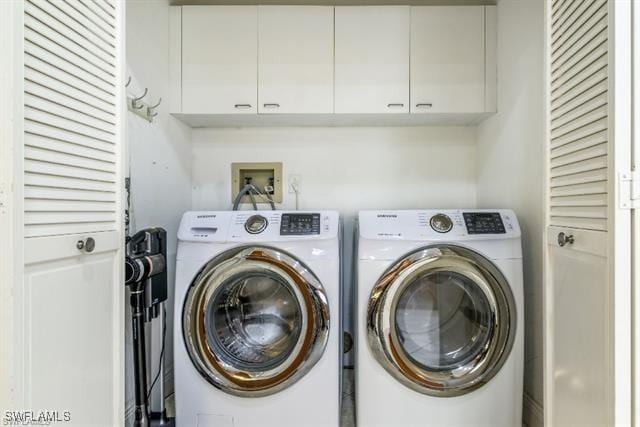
left=24, top=234, right=122, bottom=425
left=335, top=6, right=410, bottom=114
left=182, top=6, right=257, bottom=114
left=11, top=0, right=126, bottom=424
left=410, top=6, right=485, bottom=114
left=258, top=6, right=333, bottom=114
left=547, top=228, right=610, bottom=426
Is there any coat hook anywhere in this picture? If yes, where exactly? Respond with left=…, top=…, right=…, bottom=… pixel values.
left=146, top=97, right=162, bottom=120
left=148, top=97, right=162, bottom=110
left=130, top=88, right=148, bottom=109
left=125, top=76, right=132, bottom=88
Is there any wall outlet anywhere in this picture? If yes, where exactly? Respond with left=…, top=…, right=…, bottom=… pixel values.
left=288, top=174, right=301, bottom=194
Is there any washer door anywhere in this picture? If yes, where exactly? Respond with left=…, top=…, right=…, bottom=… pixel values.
left=183, top=246, right=329, bottom=397
left=367, top=245, right=516, bottom=397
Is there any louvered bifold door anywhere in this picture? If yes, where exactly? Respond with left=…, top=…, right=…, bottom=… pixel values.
left=546, top=0, right=614, bottom=425
left=20, top=0, right=124, bottom=424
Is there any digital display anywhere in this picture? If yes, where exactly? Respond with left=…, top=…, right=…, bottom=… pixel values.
left=463, top=212, right=506, bottom=234
left=280, top=213, right=321, bottom=235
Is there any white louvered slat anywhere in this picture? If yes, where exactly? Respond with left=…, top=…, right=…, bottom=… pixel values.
left=47, top=0, right=115, bottom=45
left=26, top=0, right=115, bottom=60
left=25, top=80, right=116, bottom=124
left=550, top=193, right=608, bottom=207
left=24, top=145, right=116, bottom=173
left=24, top=32, right=115, bottom=92
left=24, top=0, right=120, bottom=238
left=24, top=186, right=115, bottom=202
left=549, top=0, right=609, bottom=232
left=552, top=0, right=605, bottom=45
left=25, top=106, right=115, bottom=144
left=24, top=133, right=115, bottom=162
left=24, top=1, right=115, bottom=68
left=24, top=120, right=115, bottom=153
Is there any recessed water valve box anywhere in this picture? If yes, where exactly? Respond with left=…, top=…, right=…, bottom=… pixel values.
left=231, top=162, right=283, bottom=204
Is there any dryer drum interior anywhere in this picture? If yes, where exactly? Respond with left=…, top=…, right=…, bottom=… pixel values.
left=367, top=244, right=516, bottom=397
left=183, top=245, right=330, bottom=397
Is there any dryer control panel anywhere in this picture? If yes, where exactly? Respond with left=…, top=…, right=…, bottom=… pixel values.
left=463, top=212, right=506, bottom=234
left=359, top=209, right=520, bottom=241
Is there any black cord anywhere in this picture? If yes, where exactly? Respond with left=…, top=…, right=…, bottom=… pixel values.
left=146, top=307, right=166, bottom=405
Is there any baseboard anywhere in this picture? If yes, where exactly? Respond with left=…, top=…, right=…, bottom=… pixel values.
left=523, top=392, right=544, bottom=427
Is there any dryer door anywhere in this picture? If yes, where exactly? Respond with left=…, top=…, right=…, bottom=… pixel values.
left=367, top=245, right=516, bottom=397
left=183, top=246, right=329, bottom=397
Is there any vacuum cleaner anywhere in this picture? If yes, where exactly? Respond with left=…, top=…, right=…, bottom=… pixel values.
left=125, top=228, right=174, bottom=427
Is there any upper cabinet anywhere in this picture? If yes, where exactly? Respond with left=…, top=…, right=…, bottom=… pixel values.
left=334, top=6, right=410, bottom=114
left=411, top=6, right=496, bottom=114
left=169, top=5, right=497, bottom=125
left=258, top=6, right=334, bottom=114
left=181, top=6, right=257, bottom=114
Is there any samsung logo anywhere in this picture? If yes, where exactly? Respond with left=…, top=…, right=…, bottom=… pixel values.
left=377, top=214, right=398, bottom=218
left=197, top=214, right=216, bottom=219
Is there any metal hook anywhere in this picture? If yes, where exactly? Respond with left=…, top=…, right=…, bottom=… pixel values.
left=130, top=88, right=148, bottom=109
left=148, top=97, right=162, bottom=110
left=125, top=76, right=131, bottom=88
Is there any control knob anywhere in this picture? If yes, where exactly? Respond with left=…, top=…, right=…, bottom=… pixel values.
left=430, top=214, right=453, bottom=233
left=245, top=215, right=268, bottom=234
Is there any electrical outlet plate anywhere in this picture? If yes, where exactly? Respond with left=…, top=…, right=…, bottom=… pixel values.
left=231, top=162, right=283, bottom=204
left=288, top=174, right=301, bottom=194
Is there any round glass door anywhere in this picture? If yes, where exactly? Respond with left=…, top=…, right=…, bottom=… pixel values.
left=367, top=245, right=516, bottom=397
left=183, top=246, right=329, bottom=397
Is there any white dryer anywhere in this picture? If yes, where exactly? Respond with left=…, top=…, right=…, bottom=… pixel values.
left=356, top=210, right=524, bottom=426
left=175, top=211, right=340, bottom=427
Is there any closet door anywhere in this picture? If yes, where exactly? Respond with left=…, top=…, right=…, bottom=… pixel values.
left=334, top=6, right=410, bottom=114
left=410, top=6, right=485, bottom=113
left=545, top=0, right=632, bottom=424
left=182, top=6, right=257, bottom=114
left=258, top=6, right=334, bottom=114
left=20, top=0, right=124, bottom=423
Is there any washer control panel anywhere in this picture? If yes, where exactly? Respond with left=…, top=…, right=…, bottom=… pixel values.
left=463, top=212, right=506, bottom=234
left=280, top=213, right=320, bottom=235
left=429, top=214, right=453, bottom=233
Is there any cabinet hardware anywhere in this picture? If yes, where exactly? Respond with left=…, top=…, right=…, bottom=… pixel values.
left=234, top=104, right=252, bottom=109
left=263, top=103, right=280, bottom=108
left=416, top=103, right=433, bottom=108
left=387, top=103, right=404, bottom=108
left=557, top=232, right=574, bottom=247
left=77, top=237, right=96, bottom=253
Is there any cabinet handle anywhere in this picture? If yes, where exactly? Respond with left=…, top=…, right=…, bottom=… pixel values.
left=234, top=104, right=252, bottom=109
left=387, top=103, right=404, bottom=108
left=76, top=237, right=96, bottom=253
left=263, top=103, right=280, bottom=108
left=557, top=232, right=574, bottom=247
left=416, top=103, right=433, bottom=108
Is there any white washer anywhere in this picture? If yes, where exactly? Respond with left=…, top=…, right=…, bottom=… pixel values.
left=357, top=209, right=524, bottom=426
left=175, top=210, right=340, bottom=427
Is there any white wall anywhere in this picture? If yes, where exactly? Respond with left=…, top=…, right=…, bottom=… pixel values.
left=191, top=127, right=477, bottom=212
left=191, top=125, right=477, bottom=359
left=476, top=0, right=544, bottom=425
left=126, top=0, right=192, bottom=422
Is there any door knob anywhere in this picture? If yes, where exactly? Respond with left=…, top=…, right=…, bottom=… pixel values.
left=77, top=237, right=96, bottom=253
left=557, top=232, right=574, bottom=247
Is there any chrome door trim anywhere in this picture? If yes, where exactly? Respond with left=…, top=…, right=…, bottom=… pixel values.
left=183, top=245, right=330, bottom=397
left=367, top=245, right=516, bottom=397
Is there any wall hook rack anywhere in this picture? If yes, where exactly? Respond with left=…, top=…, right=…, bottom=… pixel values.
left=126, top=79, right=160, bottom=123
